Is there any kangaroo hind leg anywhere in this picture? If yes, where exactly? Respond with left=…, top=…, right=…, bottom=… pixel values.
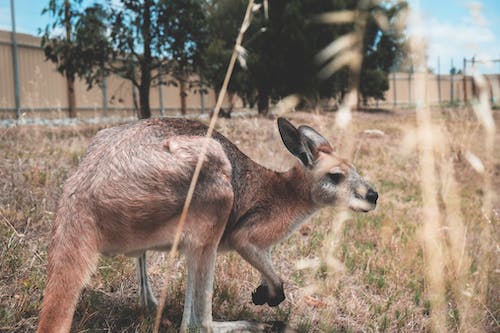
left=137, top=252, right=158, bottom=309
left=37, top=215, right=100, bottom=333
left=183, top=244, right=267, bottom=333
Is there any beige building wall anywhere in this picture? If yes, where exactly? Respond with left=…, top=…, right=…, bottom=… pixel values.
left=0, top=30, right=237, bottom=119
left=381, top=72, right=497, bottom=106
left=1, top=30, right=498, bottom=118
left=0, top=40, right=15, bottom=108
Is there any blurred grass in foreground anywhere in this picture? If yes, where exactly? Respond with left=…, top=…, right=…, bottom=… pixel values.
left=0, top=107, right=497, bottom=332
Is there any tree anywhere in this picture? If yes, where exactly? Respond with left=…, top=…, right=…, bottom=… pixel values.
left=255, top=0, right=356, bottom=114
left=201, top=0, right=357, bottom=115
left=201, top=0, right=406, bottom=114
left=42, top=0, right=207, bottom=119
left=359, top=0, right=407, bottom=104
left=42, top=0, right=81, bottom=118
left=158, top=0, right=207, bottom=115
left=200, top=0, right=257, bottom=110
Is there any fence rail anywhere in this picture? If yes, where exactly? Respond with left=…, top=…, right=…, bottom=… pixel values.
left=0, top=30, right=225, bottom=120
left=0, top=30, right=499, bottom=120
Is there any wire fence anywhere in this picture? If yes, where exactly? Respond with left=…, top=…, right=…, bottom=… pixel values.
left=381, top=70, right=499, bottom=108
left=1, top=29, right=499, bottom=121
left=0, top=30, right=223, bottom=120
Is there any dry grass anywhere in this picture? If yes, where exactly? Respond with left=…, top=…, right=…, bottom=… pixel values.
left=0, top=108, right=498, bottom=332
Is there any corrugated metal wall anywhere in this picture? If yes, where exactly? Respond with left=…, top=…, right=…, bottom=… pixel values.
left=0, top=36, right=15, bottom=109
left=385, top=72, right=479, bottom=106
left=0, top=30, right=233, bottom=119
left=1, top=30, right=498, bottom=118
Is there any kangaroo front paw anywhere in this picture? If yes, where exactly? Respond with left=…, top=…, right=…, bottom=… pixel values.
left=252, top=284, right=269, bottom=305
left=251, top=283, right=285, bottom=307
left=266, top=283, right=285, bottom=307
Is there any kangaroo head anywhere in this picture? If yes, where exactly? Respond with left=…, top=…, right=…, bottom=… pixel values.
left=277, top=118, right=378, bottom=212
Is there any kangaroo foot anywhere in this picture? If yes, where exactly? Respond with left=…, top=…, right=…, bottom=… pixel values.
left=251, top=283, right=285, bottom=307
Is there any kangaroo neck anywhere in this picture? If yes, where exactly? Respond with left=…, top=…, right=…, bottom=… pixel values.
left=224, top=162, right=317, bottom=249
left=247, top=162, right=314, bottom=213
left=272, top=164, right=318, bottom=229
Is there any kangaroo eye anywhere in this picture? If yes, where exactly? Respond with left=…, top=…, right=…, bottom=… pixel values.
left=328, top=172, right=346, bottom=185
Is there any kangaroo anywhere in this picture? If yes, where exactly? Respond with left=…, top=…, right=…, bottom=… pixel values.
left=37, top=117, right=378, bottom=333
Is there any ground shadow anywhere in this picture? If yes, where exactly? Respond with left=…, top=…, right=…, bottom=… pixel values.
left=355, top=107, right=394, bottom=114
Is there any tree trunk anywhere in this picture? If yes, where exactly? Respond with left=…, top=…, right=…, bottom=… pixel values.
left=64, top=0, right=76, bottom=118
left=257, top=89, right=269, bottom=115
left=137, top=0, right=152, bottom=119
left=66, top=74, right=76, bottom=118
left=180, top=79, right=187, bottom=115
left=138, top=82, right=151, bottom=119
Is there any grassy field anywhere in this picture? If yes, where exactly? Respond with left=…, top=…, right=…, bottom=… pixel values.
left=0, top=108, right=498, bottom=332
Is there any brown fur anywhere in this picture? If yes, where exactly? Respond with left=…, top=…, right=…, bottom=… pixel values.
left=37, top=118, right=377, bottom=333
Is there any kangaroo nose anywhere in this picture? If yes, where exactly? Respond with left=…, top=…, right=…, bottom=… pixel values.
left=366, top=188, right=378, bottom=204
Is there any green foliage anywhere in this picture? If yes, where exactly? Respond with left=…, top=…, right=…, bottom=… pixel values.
left=41, top=0, right=207, bottom=119
left=360, top=69, right=389, bottom=103
left=360, top=0, right=407, bottom=103
left=41, top=1, right=112, bottom=87
left=201, top=0, right=255, bottom=106
left=160, top=0, right=208, bottom=75
left=201, top=0, right=407, bottom=113
left=159, top=0, right=208, bottom=114
left=247, top=0, right=346, bottom=113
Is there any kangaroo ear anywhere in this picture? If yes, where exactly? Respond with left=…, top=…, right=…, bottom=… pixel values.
left=298, top=125, right=333, bottom=159
left=277, top=118, right=314, bottom=166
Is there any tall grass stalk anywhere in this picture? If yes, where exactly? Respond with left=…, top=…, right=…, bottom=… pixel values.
left=152, top=1, right=256, bottom=331
left=408, top=5, right=497, bottom=331
left=316, top=0, right=370, bottom=287
left=438, top=137, right=476, bottom=332
left=411, top=39, right=447, bottom=331
left=472, top=70, right=496, bottom=329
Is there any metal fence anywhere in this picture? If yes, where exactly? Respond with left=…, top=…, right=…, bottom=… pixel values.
left=0, top=30, right=225, bottom=120
left=380, top=71, right=499, bottom=108
left=1, top=29, right=499, bottom=120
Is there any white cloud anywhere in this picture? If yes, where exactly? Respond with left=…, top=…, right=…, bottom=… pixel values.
left=407, top=4, right=499, bottom=73
left=427, top=18, right=496, bottom=64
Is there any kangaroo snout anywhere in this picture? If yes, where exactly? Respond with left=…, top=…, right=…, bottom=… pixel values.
left=349, top=181, right=378, bottom=213
left=366, top=188, right=378, bottom=205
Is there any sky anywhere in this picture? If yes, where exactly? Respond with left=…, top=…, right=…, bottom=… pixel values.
left=0, top=0, right=499, bottom=74
left=407, top=0, right=500, bottom=74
